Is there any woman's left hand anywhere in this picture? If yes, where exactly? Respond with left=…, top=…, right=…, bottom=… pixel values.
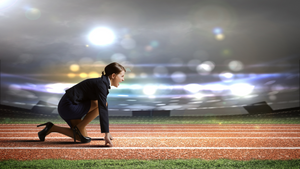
left=104, top=133, right=114, bottom=147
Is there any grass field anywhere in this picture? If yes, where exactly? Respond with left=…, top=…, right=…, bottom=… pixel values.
left=1, top=159, right=300, bottom=169
left=1, top=115, right=299, bottom=124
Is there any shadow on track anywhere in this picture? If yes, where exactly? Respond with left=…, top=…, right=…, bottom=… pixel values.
left=10, top=140, right=40, bottom=143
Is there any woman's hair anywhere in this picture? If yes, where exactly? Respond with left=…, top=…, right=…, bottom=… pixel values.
left=102, top=62, right=126, bottom=76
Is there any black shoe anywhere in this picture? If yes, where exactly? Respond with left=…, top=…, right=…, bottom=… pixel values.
left=37, top=122, right=54, bottom=141
left=72, top=126, right=91, bottom=143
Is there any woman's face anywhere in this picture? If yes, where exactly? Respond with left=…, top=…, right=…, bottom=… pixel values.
left=110, top=70, right=125, bottom=88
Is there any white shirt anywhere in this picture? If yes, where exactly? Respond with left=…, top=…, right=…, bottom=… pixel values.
left=108, top=77, right=111, bottom=89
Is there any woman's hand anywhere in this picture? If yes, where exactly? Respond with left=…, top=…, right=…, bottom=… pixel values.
left=104, top=133, right=114, bottom=147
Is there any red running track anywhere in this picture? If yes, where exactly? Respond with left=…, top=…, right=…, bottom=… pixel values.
left=0, top=124, right=300, bottom=161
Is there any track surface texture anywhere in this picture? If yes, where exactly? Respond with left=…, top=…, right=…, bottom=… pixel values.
left=0, top=124, right=300, bottom=160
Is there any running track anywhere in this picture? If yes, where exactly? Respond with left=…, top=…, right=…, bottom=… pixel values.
left=0, top=124, right=300, bottom=160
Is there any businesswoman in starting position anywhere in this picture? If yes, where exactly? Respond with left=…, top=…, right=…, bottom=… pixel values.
left=36, top=62, right=126, bottom=146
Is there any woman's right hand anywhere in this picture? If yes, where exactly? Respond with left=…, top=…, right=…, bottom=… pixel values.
left=104, top=133, right=113, bottom=147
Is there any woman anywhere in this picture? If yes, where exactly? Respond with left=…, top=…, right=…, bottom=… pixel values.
left=36, top=62, right=126, bottom=146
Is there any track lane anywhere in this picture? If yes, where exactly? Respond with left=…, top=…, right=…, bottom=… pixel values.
left=1, top=124, right=300, bottom=160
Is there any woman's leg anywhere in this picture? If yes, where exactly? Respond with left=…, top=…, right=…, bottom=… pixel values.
left=44, top=120, right=82, bottom=141
left=45, top=100, right=98, bottom=140
left=46, top=125, right=74, bottom=139
left=76, top=100, right=99, bottom=136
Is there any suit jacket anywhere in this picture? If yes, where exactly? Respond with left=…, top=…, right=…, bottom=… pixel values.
left=65, top=75, right=110, bottom=133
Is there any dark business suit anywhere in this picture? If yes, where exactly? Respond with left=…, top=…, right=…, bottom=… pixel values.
left=65, top=74, right=110, bottom=133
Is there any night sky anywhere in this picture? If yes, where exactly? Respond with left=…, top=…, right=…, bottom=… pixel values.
left=1, top=0, right=299, bottom=112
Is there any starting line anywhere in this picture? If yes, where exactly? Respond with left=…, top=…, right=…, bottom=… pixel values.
left=1, top=132, right=300, bottom=134
left=0, top=147, right=300, bottom=150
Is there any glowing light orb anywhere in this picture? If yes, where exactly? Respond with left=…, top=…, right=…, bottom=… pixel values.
left=25, top=8, right=41, bottom=20
left=213, top=27, right=222, bottom=34
left=219, top=71, right=234, bottom=82
left=196, top=61, right=215, bottom=73
left=67, top=73, right=76, bottom=78
left=143, top=85, right=157, bottom=95
left=171, top=71, right=186, bottom=83
left=128, top=73, right=136, bottom=78
left=88, top=27, right=115, bottom=45
left=184, top=83, right=202, bottom=93
left=228, top=60, right=244, bottom=71
left=230, top=83, right=254, bottom=96
left=215, top=34, right=225, bottom=40
left=45, top=83, right=70, bottom=94
left=89, top=72, right=99, bottom=78
left=70, top=64, right=80, bottom=72
left=0, top=0, right=17, bottom=10
left=79, top=73, right=87, bottom=78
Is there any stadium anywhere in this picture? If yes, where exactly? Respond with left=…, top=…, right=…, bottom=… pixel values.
left=0, top=0, right=299, bottom=168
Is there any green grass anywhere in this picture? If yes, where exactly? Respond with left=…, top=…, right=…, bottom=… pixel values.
left=0, top=159, right=300, bottom=169
left=0, top=116, right=299, bottom=124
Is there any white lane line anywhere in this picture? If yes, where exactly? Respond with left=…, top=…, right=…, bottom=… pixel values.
left=0, top=147, right=300, bottom=150
left=1, top=132, right=300, bottom=134
left=1, top=137, right=300, bottom=139
left=1, top=129, right=300, bottom=131
left=1, top=125, right=300, bottom=128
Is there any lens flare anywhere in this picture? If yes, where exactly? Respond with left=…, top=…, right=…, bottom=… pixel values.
left=67, top=73, right=76, bottom=78
left=219, top=71, right=234, bottom=82
left=25, top=8, right=41, bottom=20
left=79, top=73, right=87, bottom=78
left=88, top=27, right=115, bottom=45
left=215, top=34, right=225, bottom=40
left=228, top=60, right=244, bottom=71
left=184, top=83, right=202, bottom=93
left=0, top=0, right=18, bottom=10
left=89, top=72, right=99, bottom=78
left=70, top=64, right=80, bottom=72
left=128, top=73, right=136, bottom=78
left=230, top=83, right=254, bottom=96
left=171, top=71, right=186, bottom=83
left=196, top=61, right=215, bottom=74
left=213, top=27, right=222, bottom=34
left=143, top=85, right=157, bottom=95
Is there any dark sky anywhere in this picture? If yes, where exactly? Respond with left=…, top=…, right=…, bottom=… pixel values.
left=0, top=0, right=299, bottom=110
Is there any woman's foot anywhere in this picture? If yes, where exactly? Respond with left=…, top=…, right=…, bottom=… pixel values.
left=72, top=126, right=91, bottom=143
left=37, top=122, right=54, bottom=141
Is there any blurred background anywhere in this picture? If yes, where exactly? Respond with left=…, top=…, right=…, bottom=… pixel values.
left=1, top=0, right=299, bottom=116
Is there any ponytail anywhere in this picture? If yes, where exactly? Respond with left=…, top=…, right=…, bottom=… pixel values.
left=103, top=62, right=126, bottom=76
